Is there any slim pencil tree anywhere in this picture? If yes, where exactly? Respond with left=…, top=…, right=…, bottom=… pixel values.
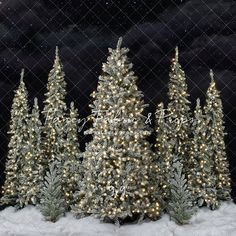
left=190, top=98, right=218, bottom=209
left=17, top=98, right=44, bottom=208
left=63, top=102, right=82, bottom=207
left=1, top=69, right=29, bottom=206
left=166, top=47, right=192, bottom=189
left=42, top=46, right=67, bottom=167
left=155, top=102, right=172, bottom=201
left=204, top=70, right=231, bottom=201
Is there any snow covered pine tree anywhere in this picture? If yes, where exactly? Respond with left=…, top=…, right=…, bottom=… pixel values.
left=17, top=98, right=44, bottom=208
left=166, top=47, right=192, bottom=195
left=42, top=47, right=70, bottom=207
left=167, top=157, right=196, bottom=225
left=40, top=162, right=65, bottom=222
left=73, top=37, right=161, bottom=222
left=1, top=69, right=29, bottom=206
left=42, top=46, right=67, bottom=166
left=155, top=102, right=172, bottom=201
left=204, top=70, right=231, bottom=201
left=63, top=102, right=82, bottom=208
left=191, top=98, right=218, bottom=209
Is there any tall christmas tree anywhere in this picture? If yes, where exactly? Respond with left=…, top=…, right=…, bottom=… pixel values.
left=73, top=37, right=161, bottom=222
left=155, top=102, right=172, bottom=200
left=17, top=98, right=44, bottom=208
left=204, top=70, right=231, bottom=201
left=1, top=69, right=29, bottom=206
left=63, top=102, right=82, bottom=207
left=190, top=98, right=218, bottom=209
left=42, top=46, right=67, bottom=166
left=166, top=47, right=192, bottom=184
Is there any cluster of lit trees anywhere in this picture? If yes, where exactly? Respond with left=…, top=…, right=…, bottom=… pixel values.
left=0, top=38, right=231, bottom=225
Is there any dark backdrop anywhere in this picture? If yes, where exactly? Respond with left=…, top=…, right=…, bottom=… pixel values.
left=0, top=0, right=235, bottom=199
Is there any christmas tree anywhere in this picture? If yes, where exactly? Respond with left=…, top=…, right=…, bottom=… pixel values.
left=166, top=47, right=192, bottom=187
left=40, top=162, right=65, bottom=222
left=42, top=46, right=67, bottom=166
left=1, top=69, right=29, bottom=206
left=190, top=98, right=218, bottom=209
left=155, top=102, right=172, bottom=200
left=204, top=70, right=231, bottom=201
left=17, top=98, right=44, bottom=208
left=72, top=37, right=161, bottom=222
left=63, top=102, right=82, bottom=207
left=167, top=158, right=196, bottom=225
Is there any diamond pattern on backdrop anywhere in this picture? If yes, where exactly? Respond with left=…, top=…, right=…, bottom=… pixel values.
left=0, top=0, right=235, bottom=206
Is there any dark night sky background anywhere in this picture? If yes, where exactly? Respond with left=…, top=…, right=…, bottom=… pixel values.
left=0, top=0, right=235, bottom=198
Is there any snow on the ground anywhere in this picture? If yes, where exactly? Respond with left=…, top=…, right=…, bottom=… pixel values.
left=0, top=202, right=236, bottom=236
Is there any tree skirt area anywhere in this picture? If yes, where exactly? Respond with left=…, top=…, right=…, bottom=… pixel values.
left=0, top=202, right=236, bottom=236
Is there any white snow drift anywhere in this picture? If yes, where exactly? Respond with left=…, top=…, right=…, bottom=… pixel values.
left=0, top=201, right=236, bottom=236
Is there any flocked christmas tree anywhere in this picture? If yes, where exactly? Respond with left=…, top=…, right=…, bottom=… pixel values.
left=17, top=98, right=44, bottom=208
left=63, top=102, right=82, bottom=207
left=42, top=46, right=67, bottom=167
left=167, top=157, right=196, bottom=225
left=204, top=70, right=231, bottom=201
left=72, top=37, right=161, bottom=222
left=190, top=98, right=218, bottom=209
left=1, top=69, right=29, bottom=206
left=166, top=47, right=192, bottom=189
left=155, top=102, right=172, bottom=201
left=40, top=162, right=65, bottom=222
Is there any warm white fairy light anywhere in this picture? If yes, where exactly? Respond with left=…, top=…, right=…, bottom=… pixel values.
left=72, top=37, right=161, bottom=221
left=204, top=70, right=231, bottom=201
left=1, top=69, right=30, bottom=206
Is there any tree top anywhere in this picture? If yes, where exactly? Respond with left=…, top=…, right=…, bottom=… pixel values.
left=55, top=46, right=59, bottom=57
left=196, top=98, right=200, bottom=107
left=175, top=46, right=179, bottom=62
left=157, top=102, right=164, bottom=109
left=210, top=69, right=215, bottom=82
left=116, top=37, right=123, bottom=50
left=34, top=97, right=38, bottom=106
left=20, top=68, right=25, bottom=84
left=70, top=101, right=75, bottom=109
left=54, top=46, right=61, bottom=66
